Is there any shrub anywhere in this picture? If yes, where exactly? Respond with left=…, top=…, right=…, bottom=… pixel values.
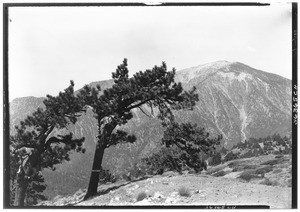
left=260, top=178, right=279, bottom=186
left=260, top=159, right=280, bottom=166
left=99, top=169, right=117, bottom=184
left=238, top=170, right=257, bottom=182
left=178, top=186, right=191, bottom=197
left=136, top=191, right=147, bottom=202
left=224, top=152, right=239, bottom=162
left=243, top=165, right=258, bottom=170
left=140, top=145, right=184, bottom=176
left=272, top=169, right=282, bottom=174
left=232, top=167, right=239, bottom=172
left=287, top=178, right=292, bottom=187
left=255, top=166, right=273, bottom=175
left=212, top=170, right=226, bottom=177
left=210, top=152, right=222, bottom=166
left=206, top=165, right=226, bottom=175
left=260, top=178, right=272, bottom=186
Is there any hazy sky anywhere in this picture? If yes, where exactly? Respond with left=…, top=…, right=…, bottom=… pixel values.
left=8, top=3, right=292, bottom=100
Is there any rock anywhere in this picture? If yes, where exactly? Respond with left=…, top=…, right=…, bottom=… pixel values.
left=153, top=192, right=164, bottom=199
left=195, top=189, right=205, bottom=194
left=170, top=191, right=178, bottom=197
left=162, top=181, right=169, bottom=185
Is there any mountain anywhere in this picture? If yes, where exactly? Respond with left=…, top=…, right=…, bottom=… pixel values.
left=9, top=61, right=292, bottom=198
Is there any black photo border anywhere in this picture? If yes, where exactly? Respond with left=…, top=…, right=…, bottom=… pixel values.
left=3, top=2, right=297, bottom=209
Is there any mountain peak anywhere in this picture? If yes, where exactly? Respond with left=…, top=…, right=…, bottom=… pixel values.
left=199, top=60, right=233, bottom=68
left=176, top=60, right=236, bottom=83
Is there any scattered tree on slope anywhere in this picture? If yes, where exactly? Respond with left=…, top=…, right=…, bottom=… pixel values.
left=161, top=122, right=222, bottom=172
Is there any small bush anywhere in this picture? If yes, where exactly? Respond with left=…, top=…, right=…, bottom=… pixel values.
left=210, top=152, right=222, bottom=166
left=255, top=166, right=273, bottom=175
left=99, top=169, right=117, bottom=184
left=178, top=186, right=191, bottom=197
left=228, top=161, right=241, bottom=168
left=232, top=167, right=239, bottom=172
left=224, top=152, right=239, bottom=162
left=238, top=170, right=257, bottom=182
left=260, top=178, right=280, bottom=186
left=260, top=159, right=279, bottom=166
left=206, top=165, right=226, bottom=175
left=243, top=165, right=258, bottom=170
left=136, top=191, right=147, bottom=202
left=212, top=170, right=226, bottom=177
left=287, top=178, right=292, bottom=187
left=272, top=169, right=282, bottom=174
left=260, top=178, right=272, bottom=186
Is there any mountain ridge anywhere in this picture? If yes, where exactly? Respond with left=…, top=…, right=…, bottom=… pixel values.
left=9, top=61, right=292, bottom=198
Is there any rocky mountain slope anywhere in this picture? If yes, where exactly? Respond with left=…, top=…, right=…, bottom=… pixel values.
left=9, top=61, right=292, bottom=198
left=37, top=154, right=292, bottom=208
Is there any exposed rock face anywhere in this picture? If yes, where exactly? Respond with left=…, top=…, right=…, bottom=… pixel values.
left=9, top=61, right=292, bottom=198
left=176, top=61, right=291, bottom=148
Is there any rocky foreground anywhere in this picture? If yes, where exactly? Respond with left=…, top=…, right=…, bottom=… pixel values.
left=38, top=154, right=292, bottom=208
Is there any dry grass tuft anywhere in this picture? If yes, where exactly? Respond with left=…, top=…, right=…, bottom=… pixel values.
left=260, top=178, right=280, bottom=186
left=136, top=191, right=147, bottom=202
left=178, top=186, right=191, bottom=197
left=212, top=170, right=226, bottom=177
left=272, top=168, right=283, bottom=174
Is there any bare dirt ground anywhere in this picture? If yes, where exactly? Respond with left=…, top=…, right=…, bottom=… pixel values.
left=38, top=154, right=292, bottom=208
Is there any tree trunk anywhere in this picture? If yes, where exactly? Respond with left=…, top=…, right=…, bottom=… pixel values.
left=84, top=144, right=105, bottom=200
left=13, top=169, right=29, bottom=206
left=84, top=120, right=117, bottom=200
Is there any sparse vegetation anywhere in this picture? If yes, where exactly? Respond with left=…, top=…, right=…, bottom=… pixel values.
left=99, top=169, right=117, bottom=184
left=260, top=178, right=279, bottom=186
left=206, top=165, right=226, bottom=175
left=287, top=179, right=292, bottom=187
left=222, top=134, right=292, bottom=163
left=260, top=159, right=280, bottom=166
left=178, top=186, right=191, bottom=197
left=212, top=170, right=226, bottom=177
left=255, top=166, right=273, bottom=175
left=136, top=191, right=147, bottom=202
left=243, top=165, right=258, bottom=170
left=210, top=152, right=222, bottom=166
left=272, top=169, right=283, bottom=174
left=238, top=170, right=259, bottom=182
left=260, top=178, right=272, bottom=186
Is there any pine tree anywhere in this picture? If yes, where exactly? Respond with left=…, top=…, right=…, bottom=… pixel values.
left=161, top=122, right=222, bottom=172
left=78, top=59, right=199, bottom=199
left=10, top=81, right=86, bottom=206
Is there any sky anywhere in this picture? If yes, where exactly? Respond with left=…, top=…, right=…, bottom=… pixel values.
left=8, top=3, right=292, bottom=100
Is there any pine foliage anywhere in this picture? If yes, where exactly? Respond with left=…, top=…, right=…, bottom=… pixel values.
left=10, top=81, right=86, bottom=205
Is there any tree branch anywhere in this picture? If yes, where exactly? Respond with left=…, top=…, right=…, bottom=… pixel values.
left=127, top=99, right=152, bottom=111
left=138, top=106, right=153, bottom=118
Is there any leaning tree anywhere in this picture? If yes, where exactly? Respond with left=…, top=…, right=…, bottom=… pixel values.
left=78, top=59, right=199, bottom=199
left=10, top=81, right=86, bottom=206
